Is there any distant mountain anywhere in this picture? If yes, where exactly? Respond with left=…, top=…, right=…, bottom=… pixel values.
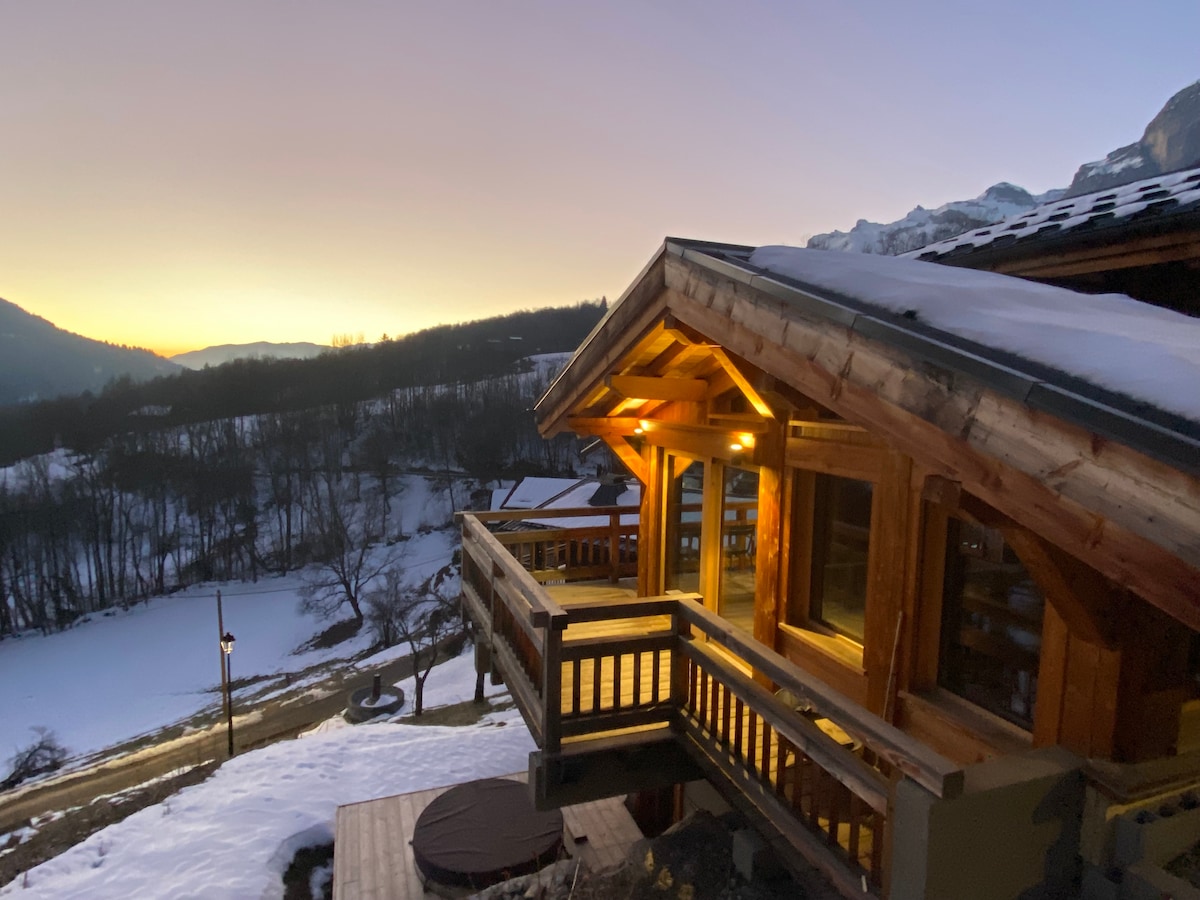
left=808, top=78, right=1200, bottom=256
left=1064, top=80, right=1200, bottom=197
left=807, top=183, right=1065, bottom=256
left=171, top=341, right=329, bottom=370
left=0, top=298, right=180, bottom=405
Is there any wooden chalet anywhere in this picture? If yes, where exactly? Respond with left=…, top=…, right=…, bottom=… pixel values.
left=457, top=236, right=1200, bottom=900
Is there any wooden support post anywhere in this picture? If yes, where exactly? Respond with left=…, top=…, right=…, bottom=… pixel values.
left=639, top=445, right=666, bottom=597
left=700, top=459, right=725, bottom=614
left=542, top=615, right=565, bottom=754
left=670, top=604, right=693, bottom=729
left=489, top=563, right=502, bottom=684
left=609, top=510, right=621, bottom=584
left=753, top=420, right=786, bottom=689
left=864, top=451, right=914, bottom=716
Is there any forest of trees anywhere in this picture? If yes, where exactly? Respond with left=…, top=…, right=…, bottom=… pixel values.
left=0, top=302, right=603, bottom=638
left=0, top=301, right=606, bottom=466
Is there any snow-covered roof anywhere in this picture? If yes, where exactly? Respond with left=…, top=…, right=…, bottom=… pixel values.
left=748, top=246, right=1200, bottom=428
left=906, top=165, right=1200, bottom=262
left=522, top=479, right=640, bottom=528
left=496, top=477, right=584, bottom=510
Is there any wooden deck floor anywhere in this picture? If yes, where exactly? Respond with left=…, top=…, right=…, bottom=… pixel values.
left=332, top=772, right=644, bottom=900
left=544, top=578, right=754, bottom=634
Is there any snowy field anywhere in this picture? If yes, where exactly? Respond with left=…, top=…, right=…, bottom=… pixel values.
left=2, top=651, right=532, bottom=899
left=0, top=475, right=459, bottom=767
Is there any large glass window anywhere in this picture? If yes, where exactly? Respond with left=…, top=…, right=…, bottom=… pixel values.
left=938, top=519, right=1044, bottom=730
left=808, top=474, right=873, bottom=642
left=719, top=467, right=758, bottom=632
left=664, top=457, right=703, bottom=594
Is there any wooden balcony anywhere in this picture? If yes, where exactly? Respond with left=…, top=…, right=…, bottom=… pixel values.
left=459, top=508, right=963, bottom=899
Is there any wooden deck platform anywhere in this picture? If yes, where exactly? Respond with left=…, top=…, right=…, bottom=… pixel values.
left=332, top=772, right=644, bottom=900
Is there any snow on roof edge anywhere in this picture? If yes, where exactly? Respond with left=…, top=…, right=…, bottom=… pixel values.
left=745, top=246, right=1200, bottom=430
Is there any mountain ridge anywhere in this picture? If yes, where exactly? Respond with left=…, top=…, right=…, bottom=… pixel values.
left=808, top=79, right=1200, bottom=256
left=0, top=298, right=181, bottom=405
left=171, top=341, right=330, bottom=370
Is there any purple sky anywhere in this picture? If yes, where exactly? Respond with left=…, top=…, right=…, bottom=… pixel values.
left=1, top=1, right=1196, bottom=355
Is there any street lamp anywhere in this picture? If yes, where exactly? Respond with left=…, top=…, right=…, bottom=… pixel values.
left=221, top=631, right=236, bottom=757
left=216, top=589, right=237, bottom=759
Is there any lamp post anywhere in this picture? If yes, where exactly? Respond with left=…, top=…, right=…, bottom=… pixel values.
left=221, top=631, right=236, bottom=757
left=216, top=590, right=236, bottom=758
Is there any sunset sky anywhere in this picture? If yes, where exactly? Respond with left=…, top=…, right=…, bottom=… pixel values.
left=1, top=2, right=1196, bottom=357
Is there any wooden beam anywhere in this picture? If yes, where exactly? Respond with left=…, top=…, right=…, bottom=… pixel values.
left=601, top=435, right=648, bottom=483
left=989, top=230, right=1200, bottom=280
left=708, top=347, right=775, bottom=419
left=607, top=374, right=708, bottom=403
left=639, top=420, right=756, bottom=463
left=706, top=413, right=771, bottom=433
left=1002, top=527, right=1123, bottom=649
left=920, top=474, right=962, bottom=510
left=785, top=436, right=886, bottom=482
left=566, top=416, right=644, bottom=436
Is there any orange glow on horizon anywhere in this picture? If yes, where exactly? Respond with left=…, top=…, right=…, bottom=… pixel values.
left=0, top=4, right=1181, bottom=361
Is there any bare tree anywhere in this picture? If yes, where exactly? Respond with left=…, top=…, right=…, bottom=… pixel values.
left=3, top=727, right=68, bottom=790
left=301, top=472, right=395, bottom=625
left=365, top=566, right=461, bottom=716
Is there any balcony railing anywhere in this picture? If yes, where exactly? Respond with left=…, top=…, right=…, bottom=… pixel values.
left=458, top=508, right=963, bottom=898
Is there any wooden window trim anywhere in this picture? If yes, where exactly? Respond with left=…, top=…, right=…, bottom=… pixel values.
left=779, top=621, right=866, bottom=670
left=778, top=623, right=869, bottom=708
left=786, top=463, right=880, bottom=641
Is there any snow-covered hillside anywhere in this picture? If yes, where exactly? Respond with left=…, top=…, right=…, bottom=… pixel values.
left=1, top=651, right=533, bottom=900
left=0, top=480, right=458, bottom=765
left=807, top=182, right=1064, bottom=256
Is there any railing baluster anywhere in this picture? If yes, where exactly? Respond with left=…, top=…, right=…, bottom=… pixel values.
left=591, top=656, right=602, bottom=714
left=651, top=649, right=661, bottom=704
left=827, top=779, right=843, bottom=849
left=747, top=713, right=758, bottom=776
left=721, top=683, right=732, bottom=748
left=576, top=657, right=585, bottom=715
left=759, top=721, right=772, bottom=784
left=847, top=793, right=861, bottom=867
left=699, top=667, right=709, bottom=733
left=870, top=809, right=885, bottom=886
left=632, top=650, right=642, bottom=707
left=792, top=752, right=807, bottom=817
left=775, top=738, right=788, bottom=797
left=808, top=766, right=824, bottom=832
left=612, top=652, right=622, bottom=711
left=708, top=676, right=719, bottom=737
left=734, top=697, right=745, bottom=762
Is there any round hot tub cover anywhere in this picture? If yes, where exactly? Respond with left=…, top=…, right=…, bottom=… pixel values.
left=411, top=778, right=564, bottom=889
